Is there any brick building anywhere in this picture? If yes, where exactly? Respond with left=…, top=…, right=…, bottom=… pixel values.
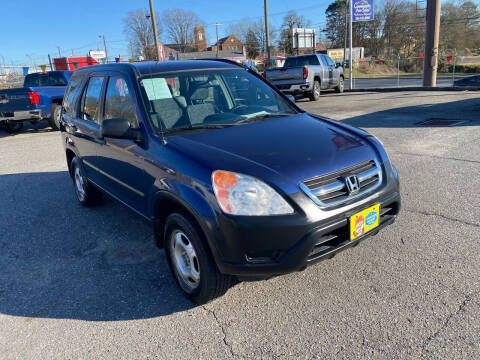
left=208, top=35, right=244, bottom=52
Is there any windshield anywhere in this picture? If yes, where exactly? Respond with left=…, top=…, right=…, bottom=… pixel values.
left=138, top=68, right=298, bottom=133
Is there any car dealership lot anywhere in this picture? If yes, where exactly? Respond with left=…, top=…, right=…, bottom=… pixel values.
left=0, top=91, right=479, bottom=359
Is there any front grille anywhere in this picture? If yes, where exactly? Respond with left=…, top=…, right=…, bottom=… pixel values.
left=300, top=160, right=382, bottom=207
left=307, top=200, right=399, bottom=261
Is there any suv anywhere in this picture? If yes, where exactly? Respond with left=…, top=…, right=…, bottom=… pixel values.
left=60, top=60, right=400, bottom=304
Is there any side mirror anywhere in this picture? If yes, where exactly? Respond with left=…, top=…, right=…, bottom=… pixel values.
left=285, top=94, right=296, bottom=103
left=335, top=62, right=341, bottom=68
left=101, top=118, right=143, bottom=141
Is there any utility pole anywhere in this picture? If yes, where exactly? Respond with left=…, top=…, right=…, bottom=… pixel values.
left=349, top=0, right=353, bottom=90
left=99, top=35, right=108, bottom=63
left=48, top=54, right=53, bottom=71
left=423, top=0, right=441, bottom=86
left=148, top=0, right=162, bottom=61
left=214, top=23, right=223, bottom=58
left=344, top=0, right=348, bottom=64
left=56, top=46, right=62, bottom=57
left=264, top=0, right=271, bottom=65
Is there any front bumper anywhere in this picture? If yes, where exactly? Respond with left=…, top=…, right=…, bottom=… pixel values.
left=0, top=110, right=42, bottom=122
left=214, top=191, right=400, bottom=278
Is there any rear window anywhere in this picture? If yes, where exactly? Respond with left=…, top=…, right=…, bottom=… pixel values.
left=24, top=72, right=69, bottom=87
left=284, top=55, right=320, bottom=67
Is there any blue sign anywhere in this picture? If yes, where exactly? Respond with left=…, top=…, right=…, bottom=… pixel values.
left=352, top=0, right=374, bottom=22
left=22, top=67, right=29, bottom=75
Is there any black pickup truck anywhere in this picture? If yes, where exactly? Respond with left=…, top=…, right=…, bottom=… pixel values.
left=0, top=71, right=71, bottom=133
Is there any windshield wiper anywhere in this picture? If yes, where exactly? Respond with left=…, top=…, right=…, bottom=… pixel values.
left=235, top=113, right=293, bottom=124
left=164, top=123, right=236, bottom=134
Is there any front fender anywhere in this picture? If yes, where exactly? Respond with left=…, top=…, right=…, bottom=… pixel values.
left=151, top=184, right=223, bottom=262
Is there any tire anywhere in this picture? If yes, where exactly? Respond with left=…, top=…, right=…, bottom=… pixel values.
left=49, top=103, right=61, bottom=131
left=4, top=121, right=23, bottom=133
left=70, top=157, right=102, bottom=206
left=309, top=80, right=321, bottom=101
left=335, top=76, right=345, bottom=93
left=164, top=212, right=232, bottom=304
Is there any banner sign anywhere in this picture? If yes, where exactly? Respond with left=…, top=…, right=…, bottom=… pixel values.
left=22, top=67, right=29, bottom=75
left=352, top=0, right=374, bottom=22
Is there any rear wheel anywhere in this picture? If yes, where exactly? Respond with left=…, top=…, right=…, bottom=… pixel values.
left=335, top=76, right=345, bottom=93
left=165, top=212, right=232, bottom=304
left=4, top=121, right=23, bottom=133
left=49, top=104, right=61, bottom=131
left=309, top=80, right=321, bottom=101
left=70, top=157, right=102, bottom=206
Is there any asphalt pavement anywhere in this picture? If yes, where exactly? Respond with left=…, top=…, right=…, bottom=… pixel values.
left=0, top=90, right=479, bottom=359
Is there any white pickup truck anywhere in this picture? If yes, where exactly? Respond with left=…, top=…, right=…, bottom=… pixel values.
left=264, top=54, right=344, bottom=101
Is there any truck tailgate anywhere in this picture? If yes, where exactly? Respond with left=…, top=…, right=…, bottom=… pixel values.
left=0, top=88, right=35, bottom=113
left=265, top=67, right=304, bottom=84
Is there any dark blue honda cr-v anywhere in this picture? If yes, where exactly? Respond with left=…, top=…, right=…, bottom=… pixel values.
left=60, top=60, right=400, bottom=304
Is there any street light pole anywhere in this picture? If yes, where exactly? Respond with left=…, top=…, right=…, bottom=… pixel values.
left=26, top=54, right=37, bottom=72
left=349, top=0, right=353, bottom=90
left=149, top=0, right=162, bottom=61
left=99, top=35, right=109, bottom=63
left=214, top=23, right=223, bottom=58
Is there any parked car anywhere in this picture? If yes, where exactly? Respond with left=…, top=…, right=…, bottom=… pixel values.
left=453, top=75, right=480, bottom=87
left=60, top=60, right=400, bottom=304
left=264, top=54, right=344, bottom=101
left=0, top=70, right=71, bottom=133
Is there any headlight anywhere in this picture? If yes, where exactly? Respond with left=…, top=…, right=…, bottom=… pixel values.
left=212, top=170, right=294, bottom=216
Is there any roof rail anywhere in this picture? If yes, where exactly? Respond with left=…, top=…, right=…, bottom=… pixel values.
left=194, top=58, right=247, bottom=70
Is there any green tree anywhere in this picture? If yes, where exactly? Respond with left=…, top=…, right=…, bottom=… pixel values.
left=245, top=29, right=260, bottom=59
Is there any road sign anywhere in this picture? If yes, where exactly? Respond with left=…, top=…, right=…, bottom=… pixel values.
left=352, top=0, right=374, bottom=22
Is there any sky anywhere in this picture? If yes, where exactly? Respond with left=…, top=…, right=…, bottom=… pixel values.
left=1, top=0, right=330, bottom=66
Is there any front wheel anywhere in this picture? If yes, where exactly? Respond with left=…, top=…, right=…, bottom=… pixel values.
left=165, top=212, right=232, bottom=304
left=335, top=77, right=345, bottom=93
left=49, top=104, right=61, bottom=131
left=309, top=80, right=321, bottom=101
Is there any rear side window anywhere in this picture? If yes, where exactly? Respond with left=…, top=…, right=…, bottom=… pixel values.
left=284, top=55, right=320, bottom=67
left=324, top=56, right=335, bottom=67
left=80, top=76, right=105, bottom=124
left=319, top=55, right=328, bottom=67
left=63, top=73, right=84, bottom=117
left=104, top=77, right=138, bottom=127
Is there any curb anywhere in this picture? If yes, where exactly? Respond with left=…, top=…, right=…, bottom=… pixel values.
left=344, top=86, right=480, bottom=92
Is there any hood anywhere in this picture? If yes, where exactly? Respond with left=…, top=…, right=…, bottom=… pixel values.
left=167, top=113, right=378, bottom=189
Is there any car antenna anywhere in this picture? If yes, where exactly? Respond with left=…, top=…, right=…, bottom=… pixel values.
left=147, top=60, right=167, bottom=145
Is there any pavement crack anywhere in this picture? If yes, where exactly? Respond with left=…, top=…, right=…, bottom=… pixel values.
left=202, top=305, right=237, bottom=358
left=421, top=292, right=478, bottom=352
left=394, top=151, right=480, bottom=165
left=403, top=209, right=480, bottom=228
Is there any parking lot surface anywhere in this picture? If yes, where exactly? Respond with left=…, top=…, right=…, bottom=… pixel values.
left=1, top=90, right=479, bottom=359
